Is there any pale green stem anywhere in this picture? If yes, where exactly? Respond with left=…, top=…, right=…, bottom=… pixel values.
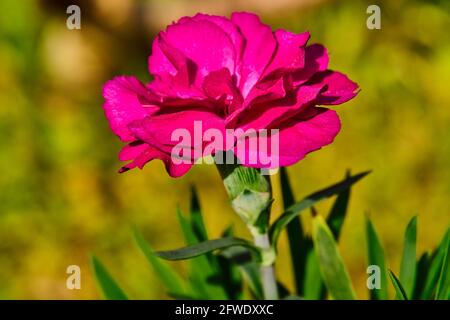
left=253, top=232, right=279, bottom=300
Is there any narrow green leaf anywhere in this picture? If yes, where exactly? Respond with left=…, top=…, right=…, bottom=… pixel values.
left=176, top=209, right=227, bottom=299
left=312, top=215, right=356, bottom=300
left=219, top=243, right=253, bottom=264
left=177, top=208, right=198, bottom=244
left=304, top=171, right=354, bottom=299
left=215, top=226, right=243, bottom=300
left=219, top=246, right=263, bottom=299
left=189, top=186, right=208, bottom=242
left=399, top=216, right=417, bottom=298
left=241, top=263, right=264, bottom=299
left=214, top=255, right=243, bottom=300
left=366, top=217, right=389, bottom=300
left=221, top=225, right=234, bottom=238
left=133, top=228, right=187, bottom=296
left=270, top=171, right=370, bottom=245
left=413, top=252, right=430, bottom=299
left=279, top=167, right=306, bottom=295
left=156, top=237, right=258, bottom=261
left=90, top=255, right=128, bottom=300
left=327, top=171, right=351, bottom=240
left=421, top=229, right=449, bottom=299
left=303, top=241, right=325, bottom=300
left=389, top=270, right=408, bottom=300
left=277, top=281, right=290, bottom=299
left=435, top=233, right=450, bottom=300
left=302, top=171, right=353, bottom=299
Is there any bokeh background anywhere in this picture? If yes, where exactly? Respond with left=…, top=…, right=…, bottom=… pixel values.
left=0, top=0, right=449, bottom=299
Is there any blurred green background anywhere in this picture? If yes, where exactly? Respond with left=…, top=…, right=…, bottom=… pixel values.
left=0, top=0, right=449, bottom=299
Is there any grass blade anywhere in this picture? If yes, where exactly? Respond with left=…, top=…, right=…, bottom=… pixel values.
left=303, top=170, right=354, bottom=299
left=220, top=246, right=263, bottom=299
left=303, top=240, right=326, bottom=299
left=133, top=228, right=187, bottom=296
left=279, top=167, right=306, bottom=295
left=366, top=217, right=389, bottom=300
left=177, top=208, right=198, bottom=245
left=327, top=171, right=351, bottom=240
left=91, top=255, right=128, bottom=300
left=389, top=270, right=408, bottom=300
left=156, top=237, right=258, bottom=261
left=270, top=171, right=370, bottom=245
left=399, top=216, right=417, bottom=298
left=177, top=209, right=228, bottom=299
left=189, top=186, right=208, bottom=242
left=435, top=233, right=450, bottom=300
left=421, top=229, right=449, bottom=299
left=304, top=171, right=354, bottom=299
left=312, top=215, right=356, bottom=300
left=215, top=227, right=243, bottom=300
left=413, top=252, right=430, bottom=299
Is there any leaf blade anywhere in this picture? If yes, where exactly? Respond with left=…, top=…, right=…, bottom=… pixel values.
left=133, top=228, right=187, bottom=296
left=366, top=217, right=389, bottom=300
left=189, top=186, right=208, bottom=242
left=303, top=240, right=325, bottom=300
left=312, top=215, right=356, bottom=300
left=399, top=216, right=417, bottom=298
left=327, top=171, right=351, bottom=240
left=279, top=167, right=306, bottom=295
left=176, top=208, right=229, bottom=299
left=421, top=229, right=449, bottom=299
left=156, top=237, right=258, bottom=261
left=270, top=171, right=370, bottom=245
left=413, top=252, right=430, bottom=299
left=435, top=233, right=450, bottom=300
left=389, top=270, right=408, bottom=300
left=220, top=246, right=263, bottom=299
left=90, top=255, right=128, bottom=300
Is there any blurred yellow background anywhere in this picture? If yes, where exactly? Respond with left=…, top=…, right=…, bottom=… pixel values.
left=0, top=0, right=449, bottom=299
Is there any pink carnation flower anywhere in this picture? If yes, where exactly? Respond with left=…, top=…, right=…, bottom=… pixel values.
left=102, top=12, right=359, bottom=177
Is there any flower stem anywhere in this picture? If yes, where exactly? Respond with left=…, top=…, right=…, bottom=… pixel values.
left=253, top=232, right=279, bottom=300
left=215, top=162, right=278, bottom=299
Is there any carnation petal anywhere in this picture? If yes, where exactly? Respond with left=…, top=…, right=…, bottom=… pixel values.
left=190, top=13, right=245, bottom=69
left=275, top=107, right=341, bottom=166
left=127, top=110, right=226, bottom=158
left=230, top=82, right=323, bottom=131
left=118, top=142, right=193, bottom=177
left=312, top=71, right=360, bottom=105
left=202, top=68, right=234, bottom=100
left=102, top=76, right=156, bottom=142
left=162, top=19, right=236, bottom=85
left=261, top=30, right=310, bottom=80
left=231, top=12, right=277, bottom=97
left=292, top=44, right=329, bottom=86
left=234, top=108, right=341, bottom=168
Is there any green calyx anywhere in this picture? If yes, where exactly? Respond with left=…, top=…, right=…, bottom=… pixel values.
left=216, top=163, right=273, bottom=233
